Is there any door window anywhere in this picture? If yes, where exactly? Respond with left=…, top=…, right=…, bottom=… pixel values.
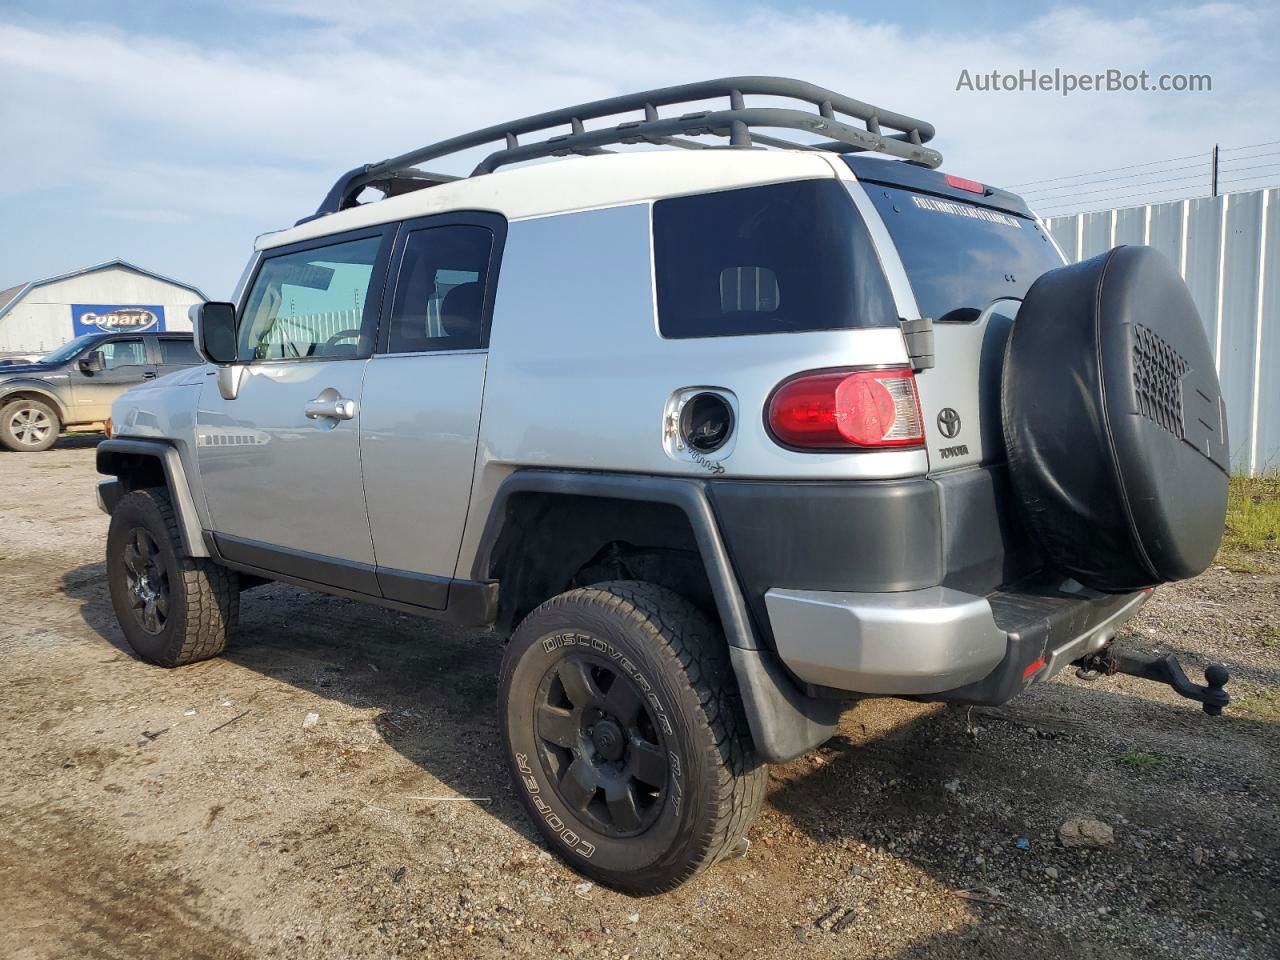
left=238, top=235, right=385, bottom=361
left=384, top=226, right=494, bottom=353
left=100, top=339, right=147, bottom=369
left=159, top=339, right=201, bottom=365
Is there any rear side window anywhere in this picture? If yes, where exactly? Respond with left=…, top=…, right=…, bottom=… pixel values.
left=159, top=339, right=200, bottom=364
left=384, top=225, right=493, bottom=353
left=653, top=179, right=897, bottom=339
left=864, top=185, right=1064, bottom=323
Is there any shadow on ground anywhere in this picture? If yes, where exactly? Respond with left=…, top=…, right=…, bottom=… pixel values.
left=59, top=561, right=1280, bottom=956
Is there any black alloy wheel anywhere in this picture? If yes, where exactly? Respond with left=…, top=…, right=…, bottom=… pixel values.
left=122, top=526, right=170, bottom=635
left=534, top=654, right=670, bottom=836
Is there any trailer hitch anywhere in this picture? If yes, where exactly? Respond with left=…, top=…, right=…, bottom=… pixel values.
left=1074, top=648, right=1230, bottom=716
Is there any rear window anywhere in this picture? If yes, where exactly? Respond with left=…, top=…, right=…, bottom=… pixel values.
left=864, top=185, right=1064, bottom=323
left=653, top=179, right=897, bottom=339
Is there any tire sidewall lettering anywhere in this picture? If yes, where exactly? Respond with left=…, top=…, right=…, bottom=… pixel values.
left=515, top=751, right=597, bottom=858
left=540, top=631, right=673, bottom=735
left=515, top=630, right=686, bottom=857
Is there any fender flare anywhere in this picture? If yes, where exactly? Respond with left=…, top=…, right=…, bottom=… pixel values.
left=472, top=469, right=841, bottom=763
left=0, top=381, right=68, bottom=422
left=96, top=437, right=208, bottom=557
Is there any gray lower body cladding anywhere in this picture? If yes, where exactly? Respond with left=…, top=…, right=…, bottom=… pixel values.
left=708, top=467, right=1145, bottom=702
left=706, top=465, right=1043, bottom=649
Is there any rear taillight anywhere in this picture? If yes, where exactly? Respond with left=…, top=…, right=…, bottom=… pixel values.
left=767, top=368, right=924, bottom=450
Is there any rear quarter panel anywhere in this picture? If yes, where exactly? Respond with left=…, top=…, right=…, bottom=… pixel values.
left=457, top=200, right=926, bottom=571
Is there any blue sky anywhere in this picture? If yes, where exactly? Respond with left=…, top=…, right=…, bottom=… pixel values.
left=2, top=0, right=1277, bottom=297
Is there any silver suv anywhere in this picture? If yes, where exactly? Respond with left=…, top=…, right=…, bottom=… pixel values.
left=97, top=78, right=1232, bottom=894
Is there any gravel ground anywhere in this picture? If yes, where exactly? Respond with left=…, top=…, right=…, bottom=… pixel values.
left=1, top=438, right=1277, bottom=960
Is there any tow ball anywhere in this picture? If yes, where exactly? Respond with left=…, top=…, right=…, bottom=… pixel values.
left=1073, top=647, right=1231, bottom=716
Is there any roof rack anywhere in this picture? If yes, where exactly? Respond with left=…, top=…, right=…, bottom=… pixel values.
left=307, top=77, right=941, bottom=221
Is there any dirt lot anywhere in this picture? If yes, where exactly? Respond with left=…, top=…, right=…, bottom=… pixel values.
left=1, top=438, right=1277, bottom=960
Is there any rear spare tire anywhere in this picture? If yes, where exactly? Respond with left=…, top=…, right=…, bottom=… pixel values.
left=1002, top=245, right=1229, bottom=592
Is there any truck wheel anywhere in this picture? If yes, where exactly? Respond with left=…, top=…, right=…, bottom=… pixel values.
left=499, top=580, right=766, bottom=894
left=0, top=398, right=60, bottom=452
left=106, top=487, right=239, bottom=666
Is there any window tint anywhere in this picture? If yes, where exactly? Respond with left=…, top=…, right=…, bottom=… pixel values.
left=99, top=339, right=146, bottom=369
left=653, top=179, right=897, bottom=339
left=385, top=226, right=493, bottom=353
left=159, top=339, right=200, bottom=365
left=864, top=185, right=1064, bottom=323
left=238, top=235, right=383, bottom=361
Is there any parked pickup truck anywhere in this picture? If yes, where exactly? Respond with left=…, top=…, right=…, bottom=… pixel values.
left=0, top=331, right=200, bottom=452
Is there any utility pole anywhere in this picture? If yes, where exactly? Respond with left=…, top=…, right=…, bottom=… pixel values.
left=1210, top=143, right=1219, bottom=197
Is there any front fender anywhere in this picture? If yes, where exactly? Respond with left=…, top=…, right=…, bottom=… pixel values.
left=96, top=437, right=209, bottom=557
left=0, top=379, right=67, bottom=420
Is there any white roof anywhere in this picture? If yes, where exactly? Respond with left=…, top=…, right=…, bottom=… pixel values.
left=259, top=150, right=845, bottom=251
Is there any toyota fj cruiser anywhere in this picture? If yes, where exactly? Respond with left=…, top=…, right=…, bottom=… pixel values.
left=97, top=78, right=1231, bottom=894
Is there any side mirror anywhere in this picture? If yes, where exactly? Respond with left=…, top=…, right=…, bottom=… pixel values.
left=78, top=350, right=106, bottom=374
left=190, top=302, right=238, bottom=365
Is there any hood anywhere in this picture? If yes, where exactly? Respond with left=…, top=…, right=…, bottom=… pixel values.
left=0, top=362, right=54, bottom=377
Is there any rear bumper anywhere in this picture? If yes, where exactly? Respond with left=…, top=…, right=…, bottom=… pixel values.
left=766, top=577, right=1148, bottom=704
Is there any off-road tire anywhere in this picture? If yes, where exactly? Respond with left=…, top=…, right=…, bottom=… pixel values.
left=0, top=397, right=60, bottom=452
left=107, top=487, right=239, bottom=666
left=499, top=580, right=766, bottom=895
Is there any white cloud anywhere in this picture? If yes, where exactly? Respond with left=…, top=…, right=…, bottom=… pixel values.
left=0, top=1, right=1276, bottom=288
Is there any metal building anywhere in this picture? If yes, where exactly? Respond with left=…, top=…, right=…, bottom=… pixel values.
left=1044, top=186, right=1279, bottom=475
left=0, top=260, right=206, bottom=358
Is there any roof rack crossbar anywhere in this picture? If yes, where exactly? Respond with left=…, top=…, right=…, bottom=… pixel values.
left=311, top=77, right=940, bottom=218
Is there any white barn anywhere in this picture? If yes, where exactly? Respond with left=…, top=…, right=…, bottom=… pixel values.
left=0, top=260, right=206, bottom=357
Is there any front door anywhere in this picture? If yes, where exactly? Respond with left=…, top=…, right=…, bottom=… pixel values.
left=69, top=337, right=155, bottom=422
left=196, top=227, right=395, bottom=591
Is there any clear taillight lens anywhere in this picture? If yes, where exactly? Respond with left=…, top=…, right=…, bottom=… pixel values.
left=767, top=368, right=924, bottom=450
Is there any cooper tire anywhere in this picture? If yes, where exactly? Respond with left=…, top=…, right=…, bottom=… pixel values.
left=499, top=581, right=766, bottom=895
left=107, top=487, right=239, bottom=666
left=1003, top=245, right=1230, bottom=591
left=0, top=398, right=60, bottom=452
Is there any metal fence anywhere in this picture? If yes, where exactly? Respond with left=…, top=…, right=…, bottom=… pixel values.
left=1044, top=187, right=1279, bottom=475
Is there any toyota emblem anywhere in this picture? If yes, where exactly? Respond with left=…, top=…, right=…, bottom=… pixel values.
left=937, top=407, right=962, bottom=439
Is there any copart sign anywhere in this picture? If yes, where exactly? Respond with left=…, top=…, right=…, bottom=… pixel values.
left=71, top=304, right=166, bottom=335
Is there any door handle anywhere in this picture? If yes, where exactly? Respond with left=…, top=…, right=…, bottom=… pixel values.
left=304, top=394, right=357, bottom=421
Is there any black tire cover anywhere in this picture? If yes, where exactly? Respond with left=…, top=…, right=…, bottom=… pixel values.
left=1002, top=245, right=1230, bottom=592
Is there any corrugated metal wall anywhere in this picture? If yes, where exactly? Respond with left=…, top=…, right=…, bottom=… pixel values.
left=1044, top=187, right=1278, bottom=475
